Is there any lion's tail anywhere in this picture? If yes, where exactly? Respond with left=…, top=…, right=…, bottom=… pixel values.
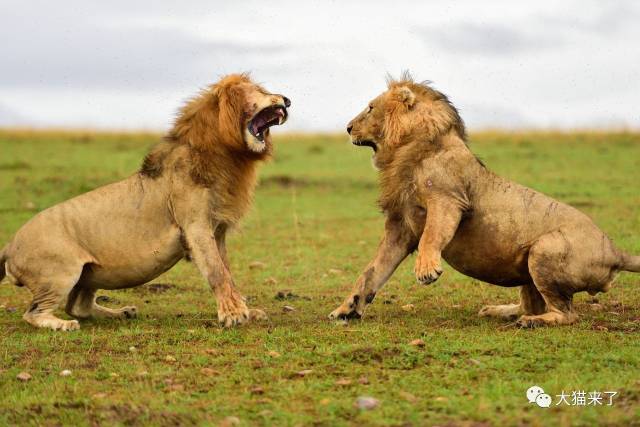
left=0, top=244, right=7, bottom=282
left=622, top=253, right=640, bottom=273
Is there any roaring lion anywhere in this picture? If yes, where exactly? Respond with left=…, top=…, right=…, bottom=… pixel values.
left=329, top=74, right=640, bottom=327
left=0, top=74, right=291, bottom=331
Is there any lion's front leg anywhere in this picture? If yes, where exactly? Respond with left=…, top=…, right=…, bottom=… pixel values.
left=185, top=223, right=267, bottom=327
left=414, top=198, right=462, bottom=285
left=329, top=218, right=414, bottom=320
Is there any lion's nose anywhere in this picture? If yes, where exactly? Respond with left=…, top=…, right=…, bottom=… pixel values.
left=347, top=125, right=353, bottom=135
left=282, top=96, right=291, bottom=108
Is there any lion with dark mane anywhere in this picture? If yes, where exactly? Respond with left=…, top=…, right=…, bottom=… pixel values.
left=0, top=74, right=291, bottom=330
left=329, top=73, right=640, bottom=327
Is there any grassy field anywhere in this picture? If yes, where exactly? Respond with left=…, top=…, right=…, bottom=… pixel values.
left=0, top=129, right=639, bottom=426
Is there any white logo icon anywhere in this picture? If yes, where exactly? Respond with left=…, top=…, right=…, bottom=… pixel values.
left=527, top=385, right=551, bottom=408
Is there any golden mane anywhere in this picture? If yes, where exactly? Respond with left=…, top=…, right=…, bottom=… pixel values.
left=385, top=72, right=467, bottom=144
left=141, top=73, right=270, bottom=186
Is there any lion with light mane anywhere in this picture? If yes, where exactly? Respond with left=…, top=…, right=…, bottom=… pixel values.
left=0, top=73, right=291, bottom=330
left=329, top=73, right=640, bottom=327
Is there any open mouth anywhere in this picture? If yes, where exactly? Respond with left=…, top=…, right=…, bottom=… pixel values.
left=352, top=139, right=377, bottom=152
left=248, top=105, right=288, bottom=142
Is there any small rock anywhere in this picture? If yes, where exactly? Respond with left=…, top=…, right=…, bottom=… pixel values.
left=267, top=350, right=281, bottom=358
left=328, top=268, right=343, bottom=275
left=594, top=325, right=609, bottom=332
left=319, top=398, right=331, bottom=405
left=249, top=261, right=266, bottom=270
left=264, top=277, right=278, bottom=285
left=468, top=358, right=481, bottom=366
left=109, top=372, right=119, bottom=378
left=129, top=346, right=137, bottom=352
left=358, top=376, right=370, bottom=385
left=201, top=368, right=219, bottom=376
left=358, top=240, right=367, bottom=245
left=355, top=396, right=380, bottom=410
left=409, top=339, right=425, bottom=347
left=282, top=305, right=295, bottom=313
left=401, top=304, right=415, bottom=312
left=295, top=369, right=313, bottom=377
left=250, top=386, right=265, bottom=395
left=165, top=355, right=177, bottom=363
left=60, top=370, right=72, bottom=377
left=220, top=416, right=241, bottom=427
left=399, top=390, right=417, bottom=403
left=435, top=396, right=448, bottom=402
left=6, top=307, right=17, bottom=313
left=335, top=378, right=352, bottom=386
left=187, top=329, right=196, bottom=334
left=92, top=393, right=107, bottom=399
left=16, top=372, right=32, bottom=382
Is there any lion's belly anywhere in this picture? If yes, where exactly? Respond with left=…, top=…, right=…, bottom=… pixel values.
left=443, top=216, right=533, bottom=287
left=80, top=233, right=184, bottom=290
left=81, top=241, right=183, bottom=289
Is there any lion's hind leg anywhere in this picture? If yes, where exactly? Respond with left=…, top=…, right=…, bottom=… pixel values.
left=66, top=286, right=137, bottom=320
left=21, top=266, right=83, bottom=331
left=479, top=283, right=546, bottom=320
left=516, top=232, right=579, bottom=328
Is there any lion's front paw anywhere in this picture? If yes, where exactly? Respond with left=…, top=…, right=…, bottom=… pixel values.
left=414, top=254, right=443, bottom=285
left=328, top=296, right=363, bottom=321
left=218, top=307, right=250, bottom=327
left=217, top=296, right=251, bottom=328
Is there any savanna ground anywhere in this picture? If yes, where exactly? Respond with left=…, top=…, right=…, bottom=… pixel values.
left=0, top=129, right=639, bottom=426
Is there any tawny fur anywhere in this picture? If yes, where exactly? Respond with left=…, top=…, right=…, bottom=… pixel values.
left=330, top=73, right=640, bottom=327
left=1, top=74, right=290, bottom=331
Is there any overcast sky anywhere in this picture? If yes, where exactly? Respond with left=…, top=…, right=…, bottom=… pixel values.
left=1, top=0, right=639, bottom=132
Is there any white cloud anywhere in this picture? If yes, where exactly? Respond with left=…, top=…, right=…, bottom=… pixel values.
left=0, top=0, right=638, bottom=131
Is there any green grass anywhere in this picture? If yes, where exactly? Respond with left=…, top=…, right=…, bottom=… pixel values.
left=1, top=129, right=639, bottom=426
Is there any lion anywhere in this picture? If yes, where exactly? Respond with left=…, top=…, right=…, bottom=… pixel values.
left=0, top=73, right=291, bottom=331
left=329, top=73, right=640, bottom=327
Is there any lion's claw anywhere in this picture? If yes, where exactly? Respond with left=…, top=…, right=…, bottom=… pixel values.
left=416, top=267, right=442, bottom=285
left=328, top=306, right=362, bottom=321
left=516, top=315, right=544, bottom=329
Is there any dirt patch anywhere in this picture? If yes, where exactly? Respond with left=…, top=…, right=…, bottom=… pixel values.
left=275, top=290, right=311, bottom=301
left=340, top=346, right=401, bottom=364
left=567, top=200, right=598, bottom=208
left=260, top=175, right=311, bottom=188
left=95, top=295, right=121, bottom=305
left=0, top=161, right=31, bottom=170
left=147, top=283, right=175, bottom=293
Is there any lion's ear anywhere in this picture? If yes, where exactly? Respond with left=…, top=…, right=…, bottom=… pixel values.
left=397, top=86, right=415, bottom=109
